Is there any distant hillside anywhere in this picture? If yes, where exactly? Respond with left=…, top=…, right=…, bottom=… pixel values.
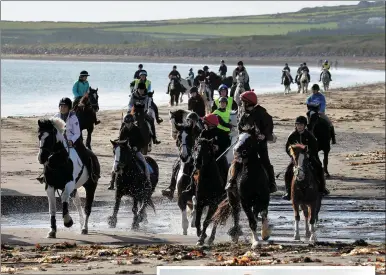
left=1, top=1, right=384, bottom=45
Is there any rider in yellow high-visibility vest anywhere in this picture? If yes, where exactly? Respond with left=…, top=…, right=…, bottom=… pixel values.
left=212, top=84, right=238, bottom=112
left=319, top=59, right=332, bottom=82
left=213, top=97, right=232, bottom=133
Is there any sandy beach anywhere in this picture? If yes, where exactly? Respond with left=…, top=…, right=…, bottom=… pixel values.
left=1, top=82, right=385, bottom=274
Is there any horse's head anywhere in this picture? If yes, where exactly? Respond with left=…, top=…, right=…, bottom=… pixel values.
left=169, top=109, right=189, bottom=140
left=88, top=87, right=99, bottom=112
left=176, top=123, right=195, bottom=162
left=194, top=137, right=215, bottom=169
left=110, top=139, right=135, bottom=175
left=306, top=103, right=320, bottom=129
left=289, top=144, right=310, bottom=182
left=233, top=132, right=259, bottom=162
left=236, top=72, right=245, bottom=85
left=37, top=118, right=66, bottom=164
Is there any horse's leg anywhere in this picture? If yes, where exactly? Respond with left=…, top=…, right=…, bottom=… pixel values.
left=61, top=180, right=76, bottom=228
left=309, top=202, right=318, bottom=243
left=46, top=185, right=57, bottom=238
left=260, top=208, right=271, bottom=241
left=190, top=195, right=197, bottom=228
left=82, top=182, right=96, bottom=234
left=293, top=203, right=301, bottom=240
left=242, top=202, right=259, bottom=249
left=197, top=204, right=216, bottom=246
left=323, top=150, right=330, bottom=178
left=131, top=198, right=140, bottom=230
left=301, top=204, right=311, bottom=238
left=86, top=127, right=93, bottom=150
left=194, top=203, right=204, bottom=238
left=107, top=189, right=122, bottom=228
left=227, top=191, right=242, bottom=243
left=72, top=189, right=85, bottom=232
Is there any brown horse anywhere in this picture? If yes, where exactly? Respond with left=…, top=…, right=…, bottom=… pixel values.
left=289, top=144, right=322, bottom=243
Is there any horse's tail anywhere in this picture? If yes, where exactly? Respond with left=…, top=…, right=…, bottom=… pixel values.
left=211, top=198, right=231, bottom=226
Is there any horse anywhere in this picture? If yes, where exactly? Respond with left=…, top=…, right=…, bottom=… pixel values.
left=198, top=81, right=212, bottom=115
left=74, top=87, right=100, bottom=150
left=321, top=69, right=330, bottom=91
left=108, top=139, right=159, bottom=229
left=212, top=132, right=271, bottom=249
left=37, top=118, right=100, bottom=238
left=169, top=109, right=191, bottom=140
left=184, top=137, right=226, bottom=246
left=169, top=78, right=182, bottom=106
left=282, top=71, right=292, bottom=94
left=131, top=106, right=152, bottom=155
left=299, top=70, right=309, bottom=94
left=288, top=144, right=322, bottom=243
left=233, top=72, right=246, bottom=107
left=174, top=123, right=199, bottom=235
left=179, top=78, right=193, bottom=103
left=307, top=103, right=332, bottom=178
left=226, top=110, right=239, bottom=164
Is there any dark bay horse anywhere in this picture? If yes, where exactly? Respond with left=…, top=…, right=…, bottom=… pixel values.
left=208, top=72, right=233, bottom=98
left=74, top=87, right=100, bottom=150
left=307, top=103, right=331, bottom=178
left=288, top=144, right=322, bottom=243
left=37, top=118, right=100, bottom=238
left=169, top=78, right=182, bottom=106
left=108, top=139, right=159, bottom=229
left=212, top=132, right=271, bottom=249
left=131, top=106, right=152, bottom=155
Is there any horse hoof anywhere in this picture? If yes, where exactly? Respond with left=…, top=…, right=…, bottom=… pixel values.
left=196, top=240, right=204, bottom=246
left=131, top=222, right=140, bottom=231
left=294, top=234, right=301, bottom=241
left=64, top=219, right=74, bottom=228
left=309, top=234, right=317, bottom=243
left=47, top=231, right=56, bottom=239
left=231, top=235, right=239, bottom=244
left=183, top=230, right=188, bottom=235
left=81, top=229, right=88, bottom=235
left=251, top=241, right=259, bottom=250
left=305, top=231, right=311, bottom=238
left=207, top=238, right=214, bottom=246
left=107, top=216, right=117, bottom=228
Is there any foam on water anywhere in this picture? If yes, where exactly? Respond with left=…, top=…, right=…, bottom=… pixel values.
left=1, top=59, right=385, bottom=117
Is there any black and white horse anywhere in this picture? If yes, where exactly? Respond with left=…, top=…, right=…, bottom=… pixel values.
left=37, top=118, right=100, bottom=238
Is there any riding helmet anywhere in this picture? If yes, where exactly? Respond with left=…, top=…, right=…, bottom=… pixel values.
left=198, top=69, right=204, bottom=74
left=240, top=91, right=257, bottom=106
left=186, top=112, right=200, bottom=123
left=137, top=82, right=147, bottom=90
left=189, top=68, right=193, bottom=71
left=173, top=65, right=177, bottom=69
left=285, top=63, right=288, bottom=66
left=80, top=70, right=90, bottom=77
left=203, top=65, right=209, bottom=71
left=324, top=60, right=328, bottom=63
left=237, top=61, right=243, bottom=66
left=221, top=60, right=225, bottom=63
left=218, top=84, right=228, bottom=91
left=139, top=70, right=147, bottom=77
left=138, top=64, right=143, bottom=68
left=189, top=86, right=198, bottom=94
left=303, top=62, right=307, bottom=65
left=59, top=97, right=72, bottom=109
left=203, top=114, right=219, bottom=127
left=124, top=113, right=135, bottom=124
left=219, top=97, right=228, bottom=104
left=311, top=84, right=320, bottom=91
left=295, top=116, right=308, bottom=125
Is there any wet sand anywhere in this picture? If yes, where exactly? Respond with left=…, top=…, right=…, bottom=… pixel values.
left=1, top=82, right=385, bottom=274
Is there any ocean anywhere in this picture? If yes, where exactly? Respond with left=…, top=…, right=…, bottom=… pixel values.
left=1, top=59, right=384, bottom=117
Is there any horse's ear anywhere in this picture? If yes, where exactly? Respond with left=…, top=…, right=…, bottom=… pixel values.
left=110, top=140, right=117, bottom=146
left=96, top=88, right=98, bottom=91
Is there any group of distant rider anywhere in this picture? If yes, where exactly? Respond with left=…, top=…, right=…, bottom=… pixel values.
left=281, top=60, right=333, bottom=85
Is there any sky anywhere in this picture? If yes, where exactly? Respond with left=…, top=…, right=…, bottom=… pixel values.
left=1, top=1, right=360, bottom=22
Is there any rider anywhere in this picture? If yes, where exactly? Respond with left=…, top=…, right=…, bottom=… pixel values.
left=219, top=60, right=227, bottom=78
left=295, top=63, right=303, bottom=83
left=226, top=91, right=278, bottom=194
left=213, top=97, right=233, bottom=143
left=319, top=60, right=332, bottom=82
left=283, top=63, right=291, bottom=72
left=130, top=71, right=163, bottom=124
left=54, top=97, right=94, bottom=180
left=107, top=113, right=151, bottom=190
left=161, top=112, right=202, bottom=200
left=282, top=116, right=330, bottom=200
left=167, top=65, right=182, bottom=94
left=306, top=84, right=336, bottom=144
left=72, top=70, right=100, bottom=125
left=133, top=64, right=144, bottom=79
left=188, top=68, right=195, bottom=84
left=231, top=61, right=251, bottom=95
left=188, top=86, right=206, bottom=118
left=203, top=66, right=210, bottom=78
left=281, top=67, right=294, bottom=85
left=193, top=69, right=207, bottom=87
left=302, top=62, right=311, bottom=82
left=128, top=82, right=161, bottom=145
left=212, top=84, right=238, bottom=112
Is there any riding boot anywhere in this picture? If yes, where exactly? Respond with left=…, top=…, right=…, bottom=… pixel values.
left=166, top=83, right=170, bottom=94
left=267, top=165, right=278, bottom=193
left=107, top=172, right=116, bottom=190
left=151, top=101, right=163, bottom=124
left=161, top=160, right=180, bottom=200
left=330, top=126, right=337, bottom=144
left=225, top=161, right=241, bottom=192
left=307, top=73, right=311, bottom=82
left=282, top=163, right=293, bottom=200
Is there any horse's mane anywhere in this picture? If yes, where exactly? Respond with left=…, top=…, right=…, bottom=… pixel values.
left=50, top=117, right=66, bottom=134
left=233, top=132, right=250, bottom=151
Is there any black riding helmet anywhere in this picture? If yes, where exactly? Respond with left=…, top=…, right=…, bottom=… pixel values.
left=203, top=65, right=209, bottom=71
left=59, top=97, right=72, bottom=109
left=219, top=97, right=228, bottom=104
left=124, top=113, right=135, bottom=124
left=221, top=60, right=225, bottom=63
left=173, top=65, right=177, bottom=69
left=138, top=64, right=143, bottom=68
left=198, top=69, right=204, bottom=74
left=80, top=70, right=89, bottom=77
left=295, top=116, right=308, bottom=125
left=189, top=86, right=198, bottom=94
left=311, top=84, right=320, bottom=91
left=186, top=112, right=200, bottom=123
left=237, top=61, right=243, bottom=66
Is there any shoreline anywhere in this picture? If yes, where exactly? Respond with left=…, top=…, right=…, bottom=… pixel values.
left=2, top=54, right=386, bottom=70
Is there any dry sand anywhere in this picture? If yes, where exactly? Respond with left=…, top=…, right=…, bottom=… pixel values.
left=1, top=82, right=385, bottom=274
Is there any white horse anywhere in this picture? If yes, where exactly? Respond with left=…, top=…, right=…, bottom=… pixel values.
left=198, top=81, right=212, bottom=115
left=37, top=117, right=99, bottom=238
left=179, top=77, right=193, bottom=103
left=299, top=70, right=309, bottom=94
left=226, top=110, right=239, bottom=164
left=321, top=69, right=330, bottom=91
